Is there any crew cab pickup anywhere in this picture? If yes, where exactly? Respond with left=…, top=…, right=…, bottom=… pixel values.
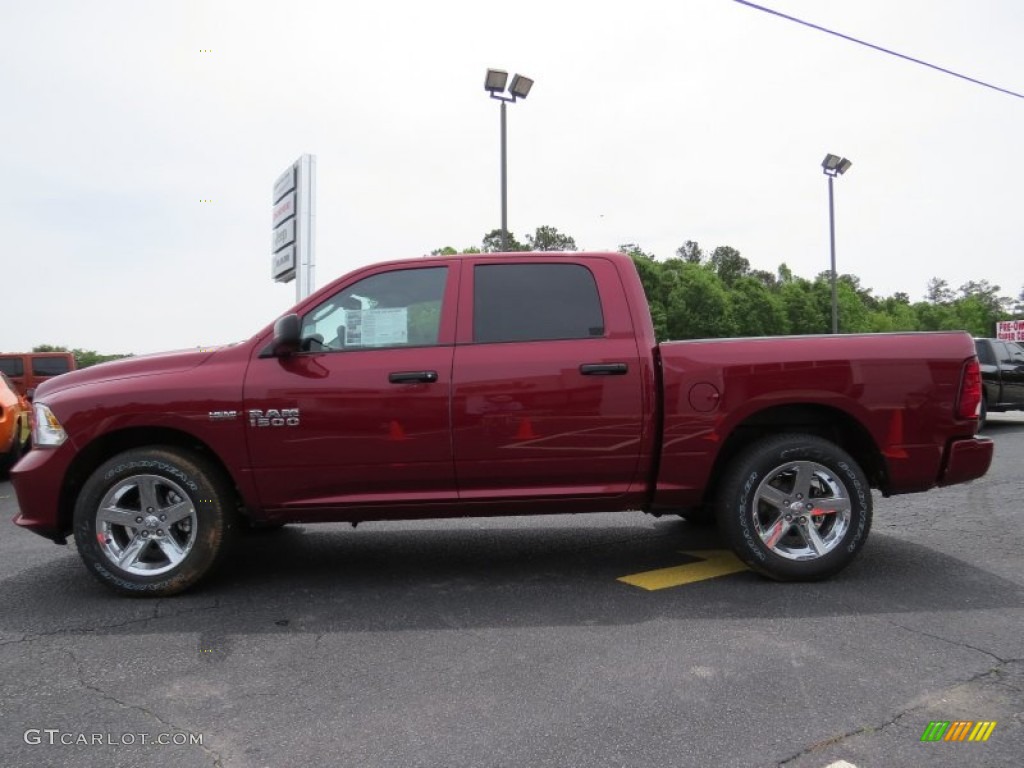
left=11, top=252, right=993, bottom=595
left=973, top=337, right=1024, bottom=428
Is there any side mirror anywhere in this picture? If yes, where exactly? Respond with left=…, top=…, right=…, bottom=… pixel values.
left=267, top=314, right=302, bottom=357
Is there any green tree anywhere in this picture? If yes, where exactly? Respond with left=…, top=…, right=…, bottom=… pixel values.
left=731, top=276, right=788, bottom=336
left=665, top=263, right=737, bottom=339
left=675, top=240, right=703, bottom=264
left=526, top=225, right=577, bottom=251
left=708, top=246, right=750, bottom=287
left=430, top=245, right=480, bottom=255
left=482, top=229, right=527, bottom=252
left=626, top=250, right=667, bottom=342
left=913, top=301, right=959, bottom=331
left=868, top=294, right=918, bottom=332
left=779, top=279, right=825, bottom=334
left=926, top=277, right=954, bottom=304
left=618, top=243, right=656, bottom=261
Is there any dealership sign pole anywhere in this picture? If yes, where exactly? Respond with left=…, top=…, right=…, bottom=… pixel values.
left=271, top=155, right=317, bottom=302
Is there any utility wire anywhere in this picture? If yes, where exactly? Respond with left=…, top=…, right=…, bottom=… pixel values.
left=733, top=0, right=1024, bottom=100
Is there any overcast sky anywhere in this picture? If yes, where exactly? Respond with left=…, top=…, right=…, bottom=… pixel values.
left=2, top=0, right=1021, bottom=354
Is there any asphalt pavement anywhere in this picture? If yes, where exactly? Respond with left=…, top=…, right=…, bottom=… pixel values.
left=1, top=414, right=1022, bottom=768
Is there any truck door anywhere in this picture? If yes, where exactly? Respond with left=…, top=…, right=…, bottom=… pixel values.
left=243, top=264, right=458, bottom=514
left=999, top=341, right=1024, bottom=405
left=451, top=258, right=645, bottom=502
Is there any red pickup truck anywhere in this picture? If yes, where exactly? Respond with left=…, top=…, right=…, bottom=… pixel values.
left=11, top=252, right=992, bottom=595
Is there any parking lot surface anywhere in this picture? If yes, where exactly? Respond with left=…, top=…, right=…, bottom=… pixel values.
left=2, top=415, right=1022, bottom=767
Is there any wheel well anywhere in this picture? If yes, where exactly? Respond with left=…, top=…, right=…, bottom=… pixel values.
left=704, top=404, right=887, bottom=507
left=57, top=427, right=245, bottom=536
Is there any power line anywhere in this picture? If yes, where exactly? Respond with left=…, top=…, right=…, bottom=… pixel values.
left=733, top=0, right=1024, bottom=100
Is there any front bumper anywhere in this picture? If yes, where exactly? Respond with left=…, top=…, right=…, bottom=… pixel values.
left=938, top=436, right=994, bottom=487
left=10, top=443, right=77, bottom=544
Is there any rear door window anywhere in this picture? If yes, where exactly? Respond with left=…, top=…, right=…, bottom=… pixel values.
left=472, top=263, right=605, bottom=343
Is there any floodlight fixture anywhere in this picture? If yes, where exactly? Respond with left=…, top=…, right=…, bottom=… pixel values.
left=509, top=74, right=534, bottom=100
left=822, top=153, right=851, bottom=177
left=485, top=69, right=508, bottom=94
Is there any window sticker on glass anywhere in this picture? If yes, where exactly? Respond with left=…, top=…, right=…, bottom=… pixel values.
left=344, top=307, right=409, bottom=347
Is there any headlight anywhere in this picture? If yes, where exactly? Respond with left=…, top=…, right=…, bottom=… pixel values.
left=32, top=403, right=67, bottom=447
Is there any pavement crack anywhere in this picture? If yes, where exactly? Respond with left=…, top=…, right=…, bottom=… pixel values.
left=0, top=601, right=223, bottom=647
left=776, top=658, right=1024, bottom=766
left=776, top=705, right=917, bottom=766
left=885, top=619, right=1012, bottom=666
left=67, top=650, right=226, bottom=767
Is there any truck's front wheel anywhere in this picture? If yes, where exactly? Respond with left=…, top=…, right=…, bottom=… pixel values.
left=73, top=447, right=237, bottom=596
left=716, top=434, right=871, bottom=581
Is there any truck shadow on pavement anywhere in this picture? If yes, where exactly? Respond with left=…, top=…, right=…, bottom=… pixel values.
left=1, top=517, right=1021, bottom=639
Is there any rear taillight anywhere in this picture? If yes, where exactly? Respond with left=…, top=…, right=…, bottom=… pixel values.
left=957, top=357, right=982, bottom=421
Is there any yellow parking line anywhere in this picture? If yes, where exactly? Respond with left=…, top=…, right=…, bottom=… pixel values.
left=618, top=550, right=749, bottom=590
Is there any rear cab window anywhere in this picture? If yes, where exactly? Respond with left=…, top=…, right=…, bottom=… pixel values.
left=472, top=263, right=605, bottom=343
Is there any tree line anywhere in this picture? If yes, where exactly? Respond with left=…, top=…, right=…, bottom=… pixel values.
left=32, top=225, right=1023, bottom=362
left=433, top=226, right=1023, bottom=342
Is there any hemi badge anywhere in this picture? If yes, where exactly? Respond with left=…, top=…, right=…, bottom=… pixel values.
left=208, top=410, right=238, bottom=421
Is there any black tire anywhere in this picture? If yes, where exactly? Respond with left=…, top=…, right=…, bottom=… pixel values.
left=73, top=447, right=238, bottom=596
left=978, top=396, right=987, bottom=432
left=716, top=433, right=872, bottom=581
left=1, top=418, right=26, bottom=471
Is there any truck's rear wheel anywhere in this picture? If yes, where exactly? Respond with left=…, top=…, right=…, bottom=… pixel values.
left=73, top=447, right=237, bottom=596
left=716, top=434, right=871, bottom=581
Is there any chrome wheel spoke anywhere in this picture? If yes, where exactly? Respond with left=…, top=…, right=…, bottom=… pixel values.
left=162, top=500, right=194, bottom=526
left=791, top=462, right=814, bottom=500
left=137, top=476, right=160, bottom=514
left=810, top=498, right=851, bottom=515
left=761, top=516, right=791, bottom=550
left=759, top=485, right=789, bottom=510
left=155, top=535, right=185, bottom=564
left=97, top=505, right=138, bottom=528
left=800, top=521, right=828, bottom=556
left=117, top=534, right=150, bottom=568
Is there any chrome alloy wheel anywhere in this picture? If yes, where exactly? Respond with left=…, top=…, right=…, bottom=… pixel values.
left=95, top=474, right=198, bottom=576
left=752, top=460, right=852, bottom=561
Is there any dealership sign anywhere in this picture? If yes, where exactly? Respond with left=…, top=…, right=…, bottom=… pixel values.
left=996, top=320, right=1024, bottom=342
left=271, top=155, right=316, bottom=300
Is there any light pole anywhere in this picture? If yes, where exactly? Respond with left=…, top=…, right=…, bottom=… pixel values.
left=485, top=69, right=534, bottom=251
left=822, top=153, right=852, bottom=334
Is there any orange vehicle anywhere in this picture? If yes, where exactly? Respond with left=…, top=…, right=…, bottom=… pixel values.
left=0, top=372, right=31, bottom=469
left=0, top=352, right=76, bottom=400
